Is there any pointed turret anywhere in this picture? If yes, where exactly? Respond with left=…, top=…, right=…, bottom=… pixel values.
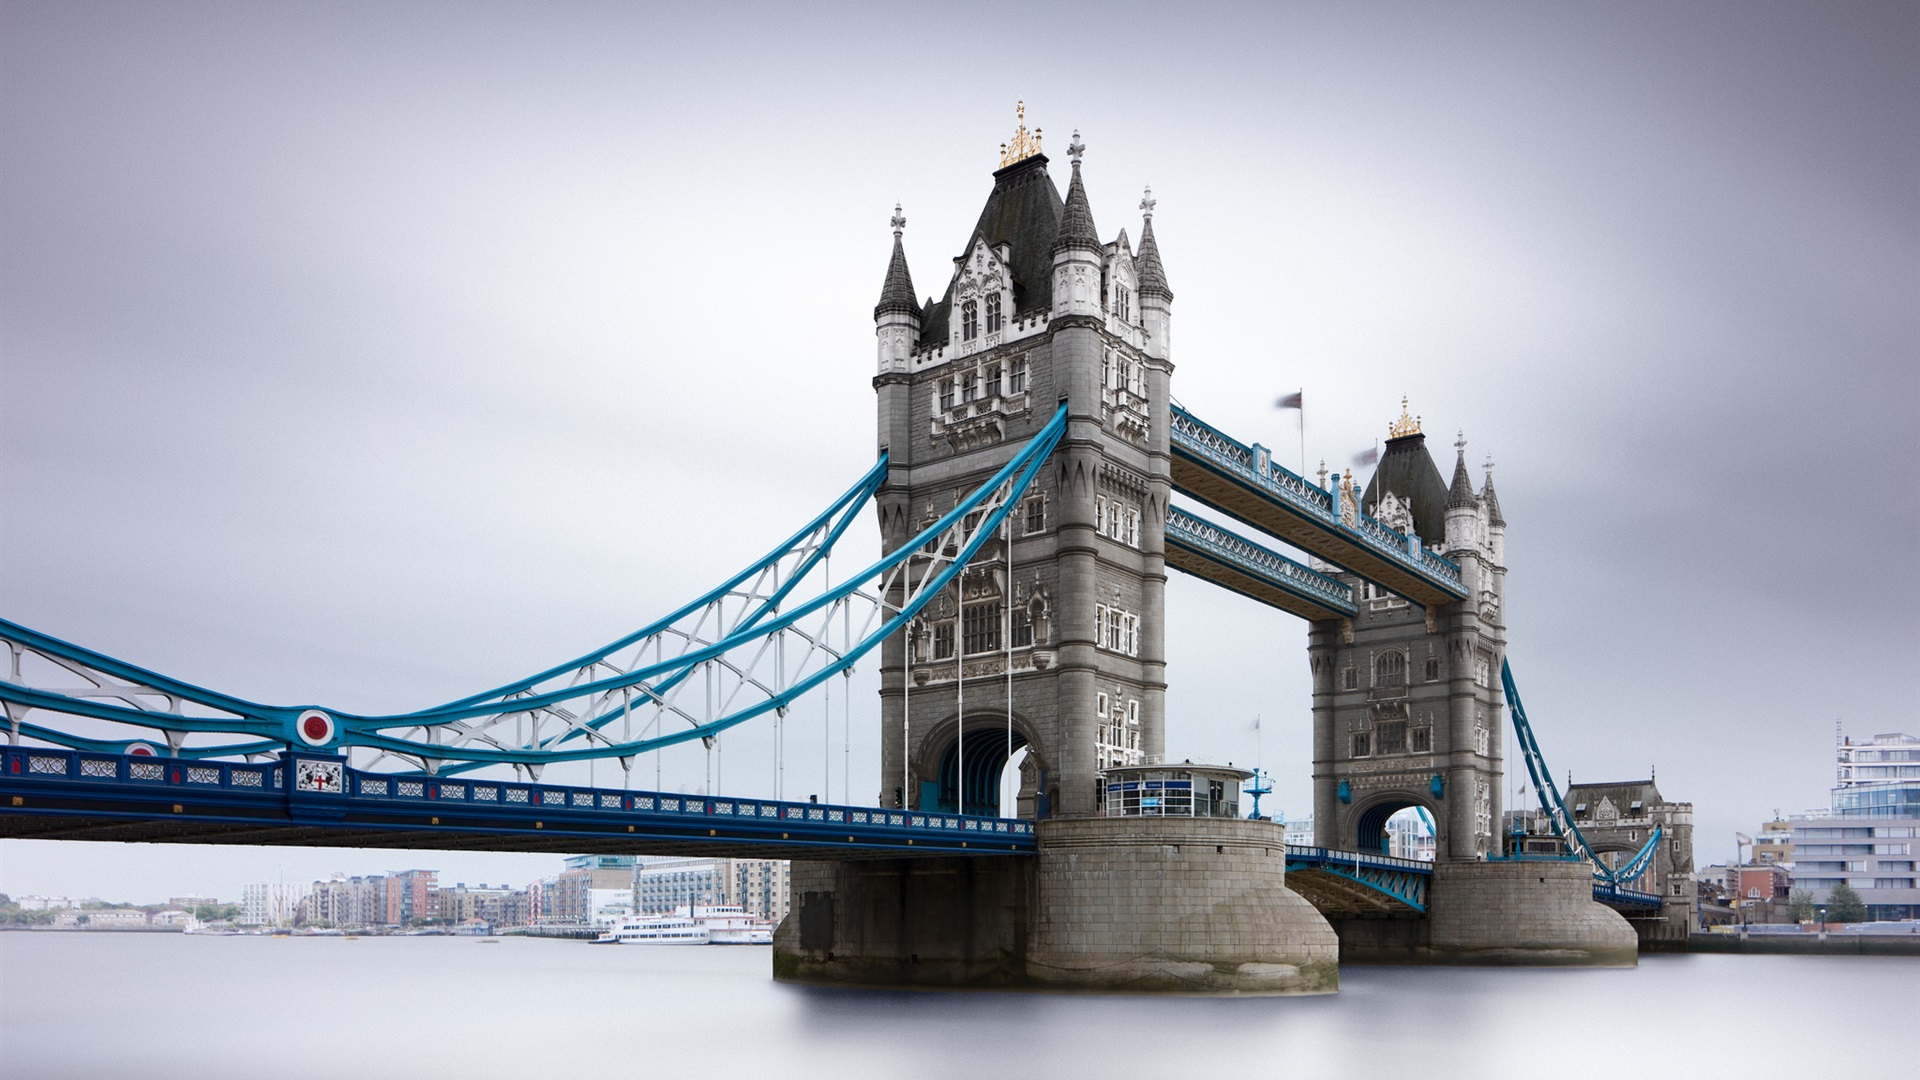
left=1443, top=431, right=1481, bottom=555
left=873, top=205, right=922, bottom=377
left=1481, top=461, right=1505, bottom=527
left=1052, top=135, right=1101, bottom=256
left=1135, top=195, right=1172, bottom=300
left=873, top=204, right=918, bottom=321
left=1135, top=185, right=1173, bottom=360
left=1447, top=443, right=1478, bottom=510
left=1050, top=131, right=1104, bottom=320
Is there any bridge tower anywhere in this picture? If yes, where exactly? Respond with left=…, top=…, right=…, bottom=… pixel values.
left=1309, top=409, right=1507, bottom=860
left=872, top=117, right=1171, bottom=820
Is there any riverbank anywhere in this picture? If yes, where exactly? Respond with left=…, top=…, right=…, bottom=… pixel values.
left=1687, top=932, right=1920, bottom=957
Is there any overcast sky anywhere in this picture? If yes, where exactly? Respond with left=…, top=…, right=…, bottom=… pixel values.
left=3, top=1, right=1915, bottom=901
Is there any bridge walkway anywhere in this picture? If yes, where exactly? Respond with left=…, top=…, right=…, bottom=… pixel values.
left=1169, top=406, right=1468, bottom=608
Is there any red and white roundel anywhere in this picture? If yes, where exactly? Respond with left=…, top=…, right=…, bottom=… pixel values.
left=295, top=709, right=336, bottom=747
left=126, top=742, right=157, bottom=757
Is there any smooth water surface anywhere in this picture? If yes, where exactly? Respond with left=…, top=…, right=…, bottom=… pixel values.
left=1, top=932, right=1910, bottom=1079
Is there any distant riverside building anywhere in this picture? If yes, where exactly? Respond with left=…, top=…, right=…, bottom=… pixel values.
left=441, top=883, right=516, bottom=927
left=240, top=882, right=306, bottom=927
left=1788, top=731, right=1919, bottom=920
left=384, top=869, right=439, bottom=926
left=543, top=855, right=636, bottom=926
left=299, top=874, right=388, bottom=928
left=51, top=908, right=148, bottom=929
left=168, top=895, right=219, bottom=911
left=633, top=857, right=791, bottom=921
left=15, top=895, right=77, bottom=911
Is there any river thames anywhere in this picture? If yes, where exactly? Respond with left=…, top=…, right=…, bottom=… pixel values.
left=0, top=932, right=1910, bottom=1078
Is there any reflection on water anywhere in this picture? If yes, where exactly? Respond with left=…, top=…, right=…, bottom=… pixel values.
left=0, top=932, right=1909, bottom=1079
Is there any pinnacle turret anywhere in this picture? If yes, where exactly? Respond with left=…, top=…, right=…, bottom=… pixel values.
left=1051, top=131, right=1101, bottom=255
left=1482, top=458, right=1505, bottom=527
left=873, top=205, right=919, bottom=321
left=1135, top=186, right=1172, bottom=300
left=1447, top=434, right=1478, bottom=510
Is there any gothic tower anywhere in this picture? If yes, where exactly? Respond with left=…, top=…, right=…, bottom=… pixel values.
left=1308, top=403, right=1508, bottom=859
left=872, top=111, right=1172, bottom=818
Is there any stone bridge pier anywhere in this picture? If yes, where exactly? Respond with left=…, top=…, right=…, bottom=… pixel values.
left=774, top=813, right=1339, bottom=995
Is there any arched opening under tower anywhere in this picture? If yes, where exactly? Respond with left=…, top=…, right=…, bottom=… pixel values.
left=1354, top=797, right=1440, bottom=858
left=931, top=726, right=1029, bottom=816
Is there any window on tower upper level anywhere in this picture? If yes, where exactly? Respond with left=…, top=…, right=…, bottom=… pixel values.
left=1115, top=285, right=1132, bottom=323
left=962, top=300, right=980, bottom=341
left=986, top=293, right=1002, bottom=334
left=1008, top=358, right=1028, bottom=394
left=1375, top=651, right=1406, bottom=687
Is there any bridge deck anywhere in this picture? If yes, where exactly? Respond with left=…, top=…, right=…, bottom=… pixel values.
left=1169, top=406, right=1467, bottom=608
left=0, top=747, right=1031, bottom=861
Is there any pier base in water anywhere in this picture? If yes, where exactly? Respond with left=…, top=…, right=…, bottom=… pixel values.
left=773, top=817, right=1338, bottom=994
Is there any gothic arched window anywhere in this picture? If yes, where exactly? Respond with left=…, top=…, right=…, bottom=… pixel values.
left=961, top=300, right=980, bottom=341
left=985, top=293, right=1002, bottom=334
left=1375, top=651, right=1406, bottom=687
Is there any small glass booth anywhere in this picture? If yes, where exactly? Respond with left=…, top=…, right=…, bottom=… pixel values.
left=1099, top=763, right=1251, bottom=819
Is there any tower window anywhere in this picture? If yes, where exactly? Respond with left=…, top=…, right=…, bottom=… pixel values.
left=938, top=379, right=955, bottom=411
left=962, top=602, right=1002, bottom=655
left=1023, top=494, right=1046, bottom=534
left=1011, top=605, right=1033, bottom=648
left=1375, top=652, right=1406, bottom=687
left=932, top=622, right=955, bottom=661
left=985, top=365, right=1002, bottom=398
left=1412, top=726, right=1432, bottom=753
left=962, top=300, right=979, bottom=341
left=1351, top=733, right=1370, bottom=758
left=963, top=369, right=981, bottom=402
left=1344, top=668, right=1358, bottom=690
left=1377, top=720, right=1407, bottom=755
left=1101, top=352, right=1112, bottom=389
left=1008, top=358, right=1028, bottom=394
left=1425, top=657, right=1440, bottom=681
left=1115, top=285, right=1132, bottom=322
left=985, top=293, right=1003, bottom=334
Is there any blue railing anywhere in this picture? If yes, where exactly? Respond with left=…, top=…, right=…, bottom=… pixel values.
left=1, top=746, right=1034, bottom=853
left=1165, top=508, right=1356, bottom=615
left=1285, top=844, right=1432, bottom=912
left=1168, top=406, right=1464, bottom=594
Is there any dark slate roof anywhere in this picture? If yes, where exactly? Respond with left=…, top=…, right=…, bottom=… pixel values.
left=873, top=233, right=918, bottom=321
left=1362, top=433, right=1450, bottom=546
left=1051, top=158, right=1101, bottom=255
left=1135, top=214, right=1172, bottom=299
left=1446, top=447, right=1478, bottom=510
left=1482, top=470, right=1505, bottom=527
left=1565, top=779, right=1664, bottom=812
left=918, top=154, right=1065, bottom=348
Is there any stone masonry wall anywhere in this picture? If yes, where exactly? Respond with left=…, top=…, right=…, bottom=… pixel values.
left=1427, top=859, right=1638, bottom=965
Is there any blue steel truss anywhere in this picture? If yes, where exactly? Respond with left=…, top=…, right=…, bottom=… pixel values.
left=1164, top=507, right=1356, bottom=617
left=1503, top=659, right=1662, bottom=887
left=1, top=406, right=1069, bottom=776
left=1285, top=845, right=1431, bottom=913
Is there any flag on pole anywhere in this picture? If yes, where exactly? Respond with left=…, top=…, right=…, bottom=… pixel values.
left=1351, top=445, right=1379, bottom=467
left=1275, top=390, right=1303, bottom=410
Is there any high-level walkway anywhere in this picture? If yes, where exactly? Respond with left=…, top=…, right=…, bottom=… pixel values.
left=1168, top=406, right=1468, bottom=607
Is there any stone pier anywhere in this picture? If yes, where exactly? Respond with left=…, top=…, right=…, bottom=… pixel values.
left=774, top=816, right=1338, bottom=994
left=1330, top=859, right=1638, bottom=966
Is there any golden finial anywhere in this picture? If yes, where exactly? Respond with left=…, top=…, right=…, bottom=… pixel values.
left=999, top=101, right=1043, bottom=168
left=1388, top=395, right=1422, bottom=439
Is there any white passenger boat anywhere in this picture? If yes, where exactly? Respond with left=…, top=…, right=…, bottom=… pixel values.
left=594, top=905, right=774, bottom=945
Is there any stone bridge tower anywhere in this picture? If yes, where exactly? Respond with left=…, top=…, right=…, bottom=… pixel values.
left=1309, top=407, right=1508, bottom=860
left=872, top=114, right=1172, bottom=819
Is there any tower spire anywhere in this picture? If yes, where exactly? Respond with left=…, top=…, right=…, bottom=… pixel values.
left=1051, top=130, right=1100, bottom=255
left=873, top=203, right=918, bottom=320
left=1447, top=431, right=1477, bottom=509
left=1481, top=453, right=1505, bottom=527
left=1135, top=184, right=1172, bottom=300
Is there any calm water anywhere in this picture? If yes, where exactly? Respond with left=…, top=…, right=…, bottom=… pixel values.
left=1, top=932, right=1910, bottom=1079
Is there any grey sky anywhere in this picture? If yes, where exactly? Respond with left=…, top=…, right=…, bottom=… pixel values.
left=2, top=1, right=1914, bottom=900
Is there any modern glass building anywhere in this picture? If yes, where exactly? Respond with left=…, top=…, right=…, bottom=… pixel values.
left=1790, top=732, right=1919, bottom=920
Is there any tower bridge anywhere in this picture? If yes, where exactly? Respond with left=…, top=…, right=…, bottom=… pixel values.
left=1, top=109, right=1688, bottom=992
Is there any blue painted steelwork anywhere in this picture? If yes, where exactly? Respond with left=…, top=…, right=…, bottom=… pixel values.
left=1163, top=507, right=1356, bottom=616
left=1591, top=882, right=1664, bottom=911
left=0, top=407, right=1070, bottom=773
left=1285, top=845, right=1432, bottom=912
left=1167, top=406, right=1466, bottom=598
left=0, top=745, right=1033, bottom=857
left=1502, top=659, right=1662, bottom=887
